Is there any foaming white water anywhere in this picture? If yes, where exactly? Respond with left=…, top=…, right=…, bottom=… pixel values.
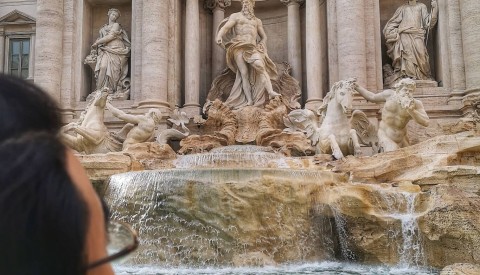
left=106, top=169, right=339, bottom=266
left=113, top=261, right=437, bottom=275
left=374, top=190, right=425, bottom=267
left=392, top=192, right=424, bottom=266
left=174, top=145, right=284, bottom=168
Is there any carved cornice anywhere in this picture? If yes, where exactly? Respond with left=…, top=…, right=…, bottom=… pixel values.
left=280, top=0, right=305, bottom=6
left=204, top=0, right=232, bottom=11
left=0, top=9, right=36, bottom=26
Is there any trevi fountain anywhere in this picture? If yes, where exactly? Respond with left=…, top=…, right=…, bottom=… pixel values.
left=1, top=0, right=480, bottom=274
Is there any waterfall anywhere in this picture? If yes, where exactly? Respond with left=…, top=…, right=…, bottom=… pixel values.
left=396, top=192, right=425, bottom=267
left=105, top=167, right=344, bottom=266
left=376, top=189, right=425, bottom=267
left=174, top=145, right=283, bottom=169
left=330, top=206, right=356, bottom=261
left=104, top=145, right=432, bottom=273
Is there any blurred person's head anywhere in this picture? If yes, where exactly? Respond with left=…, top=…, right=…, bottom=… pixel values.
left=0, top=75, right=113, bottom=275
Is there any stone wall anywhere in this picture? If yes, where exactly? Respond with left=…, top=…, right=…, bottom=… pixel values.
left=0, top=0, right=479, bottom=144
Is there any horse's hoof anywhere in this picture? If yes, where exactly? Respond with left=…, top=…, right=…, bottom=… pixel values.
left=333, top=151, right=344, bottom=160
left=269, top=92, right=281, bottom=99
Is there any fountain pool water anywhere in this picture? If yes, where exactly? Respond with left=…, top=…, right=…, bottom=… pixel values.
left=113, top=262, right=437, bottom=274
left=104, top=146, right=437, bottom=274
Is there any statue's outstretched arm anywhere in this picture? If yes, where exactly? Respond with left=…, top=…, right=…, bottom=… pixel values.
left=106, top=102, right=140, bottom=124
left=354, top=83, right=390, bottom=103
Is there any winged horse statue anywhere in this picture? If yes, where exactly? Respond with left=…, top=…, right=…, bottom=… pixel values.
left=61, top=88, right=122, bottom=154
left=284, top=79, right=377, bottom=160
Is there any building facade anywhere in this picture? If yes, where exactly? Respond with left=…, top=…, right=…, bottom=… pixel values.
left=1, top=0, right=479, bottom=140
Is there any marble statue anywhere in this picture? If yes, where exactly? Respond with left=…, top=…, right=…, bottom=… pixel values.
left=284, top=79, right=365, bottom=160
left=106, top=103, right=162, bottom=150
left=354, top=78, right=429, bottom=152
left=215, top=0, right=280, bottom=110
left=61, top=88, right=122, bottom=154
left=156, top=108, right=191, bottom=145
left=86, top=8, right=131, bottom=99
left=383, top=0, right=438, bottom=85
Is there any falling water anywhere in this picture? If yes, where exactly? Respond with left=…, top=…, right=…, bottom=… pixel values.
left=104, top=146, right=434, bottom=274
left=174, top=146, right=284, bottom=169
left=330, top=206, right=356, bottom=261
left=373, top=189, right=425, bottom=267
left=105, top=168, right=341, bottom=266
left=394, top=192, right=425, bottom=267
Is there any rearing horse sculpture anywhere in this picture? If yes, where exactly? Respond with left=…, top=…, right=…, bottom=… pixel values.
left=284, top=79, right=372, bottom=159
left=61, top=89, right=122, bottom=154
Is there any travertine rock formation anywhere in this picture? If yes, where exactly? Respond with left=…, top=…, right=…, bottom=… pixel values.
left=83, top=130, right=480, bottom=268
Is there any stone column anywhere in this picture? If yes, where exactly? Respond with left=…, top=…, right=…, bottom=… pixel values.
left=34, top=0, right=64, bottom=99
left=60, top=0, right=75, bottom=115
left=281, top=0, right=303, bottom=89
left=206, top=0, right=231, bottom=78
left=28, top=33, right=36, bottom=80
left=336, top=0, right=367, bottom=86
left=168, top=0, right=183, bottom=107
left=459, top=0, right=480, bottom=92
left=446, top=0, right=465, bottom=91
left=0, top=29, right=4, bottom=73
left=131, top=0, right=143, bottom=102
left=305, top=0, right=323, bottom=110
left=140, top=0, right=170, bottom=113
left=184, top=0, right=201, bottom=117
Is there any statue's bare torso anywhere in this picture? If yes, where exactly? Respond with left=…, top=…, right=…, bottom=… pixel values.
left=229, top=12, right=260, bottom=45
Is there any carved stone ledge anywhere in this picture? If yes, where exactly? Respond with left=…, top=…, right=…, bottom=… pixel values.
left=204, top=0, right=232, bottom=11
left=280, top=0, right=304, bottom=6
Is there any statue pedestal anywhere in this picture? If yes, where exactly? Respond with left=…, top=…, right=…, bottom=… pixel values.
left=233, top=106, right=263, bottom=144
left=414, top=80, right=438, bottom=88
left=384, top=78, right=438, bottom=89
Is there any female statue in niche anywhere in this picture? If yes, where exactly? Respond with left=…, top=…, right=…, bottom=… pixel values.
left=87, top=8, right=131, bottom=99
left=383, top=0, right=438, bottom=86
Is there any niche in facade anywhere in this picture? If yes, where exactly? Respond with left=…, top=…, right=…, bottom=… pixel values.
left=81, top=0, right=132, bottom=101
left=379, top=0, right=438, bottom=88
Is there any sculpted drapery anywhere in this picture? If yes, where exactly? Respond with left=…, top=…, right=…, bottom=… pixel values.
left=215, top=0, right=280, bottom=110
left=383, top=1, right=438, bottom=81
left=95, top=24, right=130, bottom=93
left=91, top=9, right=131, bottom=95
left=223, top=39, right=278, bottom=109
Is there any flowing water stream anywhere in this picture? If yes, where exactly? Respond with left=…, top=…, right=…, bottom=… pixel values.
left=105, top=146, right=437, bottom=274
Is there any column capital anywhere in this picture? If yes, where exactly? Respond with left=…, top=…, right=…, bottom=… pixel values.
left=280, top=0, right=304, bottom=7
left=204, top=0, right=232, bottom=11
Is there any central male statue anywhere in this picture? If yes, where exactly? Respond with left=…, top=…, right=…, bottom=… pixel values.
left=216, top=0, right=280, bottom=110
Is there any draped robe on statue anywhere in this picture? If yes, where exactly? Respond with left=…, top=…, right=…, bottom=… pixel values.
left=95, top=24, right=131, bottom=93
left=220, top=20, right=278, bottom=110
left=383, top=3, right=436, bottom=81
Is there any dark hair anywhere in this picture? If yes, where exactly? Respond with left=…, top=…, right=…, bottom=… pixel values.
left=0, top=74, right=62, bottom=143
left=0, top=75, right=88, bottom=275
